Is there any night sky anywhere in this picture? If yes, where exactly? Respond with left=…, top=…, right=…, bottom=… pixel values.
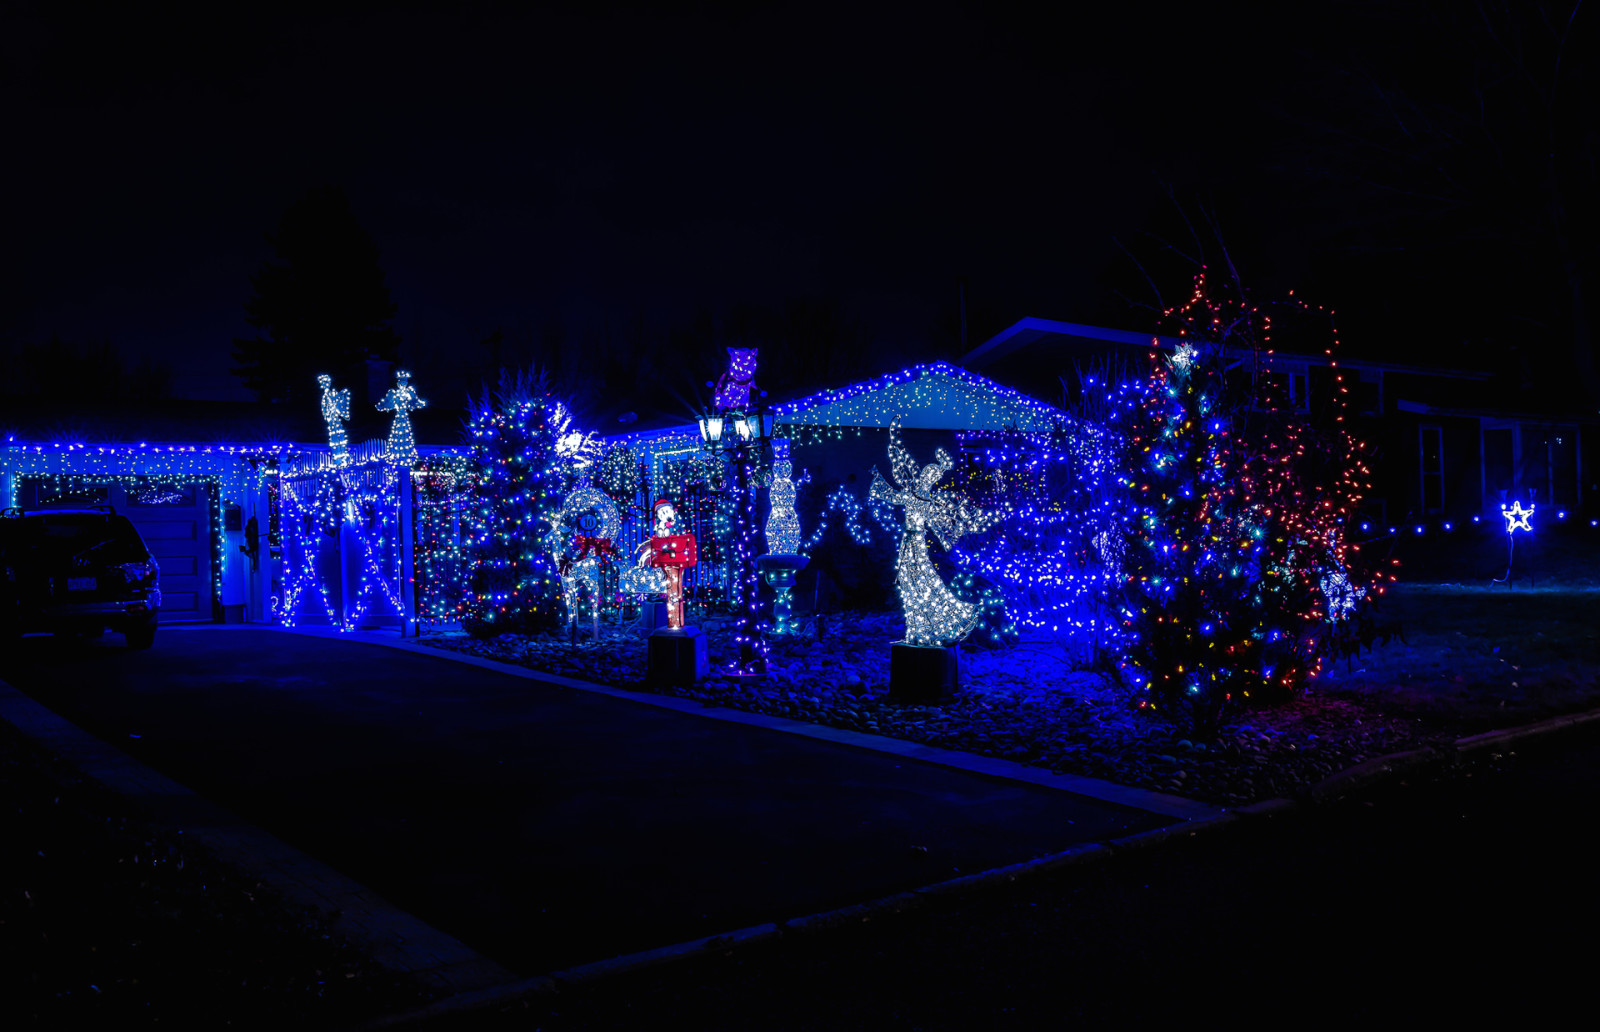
left=4, top=2, right=1593, bottom=408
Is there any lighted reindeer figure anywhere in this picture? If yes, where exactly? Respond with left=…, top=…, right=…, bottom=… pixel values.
left=870, top=417, right=1003, bottom=647
left=549, top=487, right=621, bottom=639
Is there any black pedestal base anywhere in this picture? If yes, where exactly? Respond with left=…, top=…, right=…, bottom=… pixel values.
left=889, top=642, right=959, bottom=702
left=648, top=626, right=709, bottom=685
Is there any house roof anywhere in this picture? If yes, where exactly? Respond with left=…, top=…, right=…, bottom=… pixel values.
left=961, top=317, right=1495, bottom=381
left=605, top=361, right=1069, bottom=447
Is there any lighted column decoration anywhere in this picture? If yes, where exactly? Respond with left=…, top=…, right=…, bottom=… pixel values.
left=377, top=369, right=427, bottom=466
left=552, top=485, right=620, bottom=637
left=756, top=457, right=809, bottom=637
left=697, top=407, right=774, bottom=675
left=318, top=374, right=352, bottom=468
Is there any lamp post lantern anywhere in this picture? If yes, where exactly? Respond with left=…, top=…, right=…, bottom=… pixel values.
left=699, top=407, right=772, bottom=675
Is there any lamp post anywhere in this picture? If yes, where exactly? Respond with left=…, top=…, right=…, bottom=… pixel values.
left=698, top=408, right=774, bottom=675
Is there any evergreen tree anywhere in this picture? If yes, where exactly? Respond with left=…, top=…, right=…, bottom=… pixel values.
left=1113, top=271, right=1377, bottom=736
left=461, top=371, right=571, bottom=638
left=232, top=186, right=400, bottom=404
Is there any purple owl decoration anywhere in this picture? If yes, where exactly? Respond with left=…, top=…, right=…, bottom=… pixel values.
left=711, top=347, right=760, bottom=412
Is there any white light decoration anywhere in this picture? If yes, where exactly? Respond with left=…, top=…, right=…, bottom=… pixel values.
left=1169, top=342, right=1198, bottom=372
left=550, top=485, right=621, bottom=636
left=318, top=373, right=352, bottom=468
left=1319, top=568, right=1361, bottom=617
left=1501, top=500, right=1535, bottom=534
left=764, top=459, right=801, bottom=555
left=870, top=417, right=1002, bottom=647
left=376, top=369, right=427, bottom=465
left=551, top=402, right=601, bottom=469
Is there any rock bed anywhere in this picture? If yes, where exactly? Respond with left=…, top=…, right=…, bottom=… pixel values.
left=418, top=611, right=1443, bottom=806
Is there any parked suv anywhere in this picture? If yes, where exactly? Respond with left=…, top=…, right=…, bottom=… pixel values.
left=1, top=506, right=161, bottom=648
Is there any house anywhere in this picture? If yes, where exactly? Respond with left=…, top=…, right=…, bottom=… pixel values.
left=962, top=317, right=1598, bottom=527
left=604, top=360, right=1073, bottom=607
left=1, top=393, right=466, bottom=630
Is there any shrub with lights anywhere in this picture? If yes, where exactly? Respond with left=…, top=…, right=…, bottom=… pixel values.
left=950, top=415, right=1126, bottom=654
left=1112, top=271, right=1382, bottom=736
left=461, top=371, right=582, bottom=638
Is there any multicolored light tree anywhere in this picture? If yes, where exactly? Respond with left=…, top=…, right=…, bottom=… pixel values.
left=1113, top=271, right=1381, bottom=735
left=460, top=372, right=575, bottom=638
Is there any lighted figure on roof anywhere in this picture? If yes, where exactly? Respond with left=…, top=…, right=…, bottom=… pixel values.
left=635, top=498, right=697, bottom=630
left=711, top=347, right=760, bottom=412
left=377, top=370, right=427, bottom=465
left=1501, top=500, right=1535, bottom=534
left=317, top=373, right=352, bottom=468
left=870, top=417, right=1002, bottom=647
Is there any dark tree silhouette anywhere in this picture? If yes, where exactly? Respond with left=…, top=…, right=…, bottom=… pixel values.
left=231, top=187, right=401, bottom=404
left=1276, top=0, right=1597, bottom=403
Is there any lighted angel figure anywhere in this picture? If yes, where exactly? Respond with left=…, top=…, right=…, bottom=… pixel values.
left=870, top=418, right=1003, bottom=647
left=317, top=373, right=352, bottom=468
left=376, top=369, right=427, bottom=465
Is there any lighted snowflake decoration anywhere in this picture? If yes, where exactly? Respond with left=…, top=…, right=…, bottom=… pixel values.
left=1319, top=569, right=1361, bottom=617
left=1169, top=342, right=1198, bottom=372
left=1500, top=500, right=1535, bottom=534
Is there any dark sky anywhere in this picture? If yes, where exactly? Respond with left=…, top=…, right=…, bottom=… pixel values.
left=6, top=2, right=1586, bottom=405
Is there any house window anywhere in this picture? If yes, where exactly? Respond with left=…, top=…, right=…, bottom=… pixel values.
left=1420, top=426, right=1444, bottom=513
left=1483, top=427, right=1514, bottom=504
left=1259, top=371, right=1308, bottom=412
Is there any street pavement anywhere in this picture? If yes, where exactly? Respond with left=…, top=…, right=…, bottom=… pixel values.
left=0, top=627, right=1174, bottom=975
left=433, top=719, right=1600, bottom=1030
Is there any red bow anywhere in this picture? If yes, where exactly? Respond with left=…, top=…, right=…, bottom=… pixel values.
left=573, top=535, right=616, bottom=561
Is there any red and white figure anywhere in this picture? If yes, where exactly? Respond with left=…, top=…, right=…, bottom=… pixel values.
left=635, top=497, right=698, bottom=629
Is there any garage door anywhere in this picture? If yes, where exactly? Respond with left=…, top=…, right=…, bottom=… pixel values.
left=21, top=479, right=216, bottom=623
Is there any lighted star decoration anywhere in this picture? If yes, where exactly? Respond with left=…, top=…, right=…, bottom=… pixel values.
left=1501, top=501, right=1535, bottom=534
left=1169, top=342, right=1198, bottom=372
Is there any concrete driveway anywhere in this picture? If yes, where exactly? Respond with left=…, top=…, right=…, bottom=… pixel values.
left=0, top=627, right=1176, bottom=974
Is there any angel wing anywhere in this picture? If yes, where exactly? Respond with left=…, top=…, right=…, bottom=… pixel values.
left=868, top=466, right=901, bottom=508
left=924, top=491, right=1002, bottom=553
left=885, top=416, right=919, bottom=495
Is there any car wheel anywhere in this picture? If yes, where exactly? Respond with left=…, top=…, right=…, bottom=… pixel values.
left=125, top=624, right=156, bottom=650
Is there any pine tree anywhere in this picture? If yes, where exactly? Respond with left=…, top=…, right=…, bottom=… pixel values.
left=232, top=186, right=400, bottom=404
left=461, top=372, right=570, bottom=638
left=1113, top=271, right=1379, bottom=736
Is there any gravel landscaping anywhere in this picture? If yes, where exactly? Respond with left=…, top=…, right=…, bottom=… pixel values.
left=415, top=577, right=1600, bottom=807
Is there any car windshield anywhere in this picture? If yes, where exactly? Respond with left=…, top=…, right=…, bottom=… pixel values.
left=8, top=513, right=149, bottom=565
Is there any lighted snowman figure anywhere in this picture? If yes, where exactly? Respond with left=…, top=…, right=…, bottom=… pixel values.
left=636, top=497, right=697, bottom=630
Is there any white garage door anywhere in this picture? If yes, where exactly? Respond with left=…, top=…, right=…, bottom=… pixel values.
left=23, top=479, right=216, bottom=623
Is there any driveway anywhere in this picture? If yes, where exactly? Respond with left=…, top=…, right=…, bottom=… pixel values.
left=0, top=627, right=1175, bottom=974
